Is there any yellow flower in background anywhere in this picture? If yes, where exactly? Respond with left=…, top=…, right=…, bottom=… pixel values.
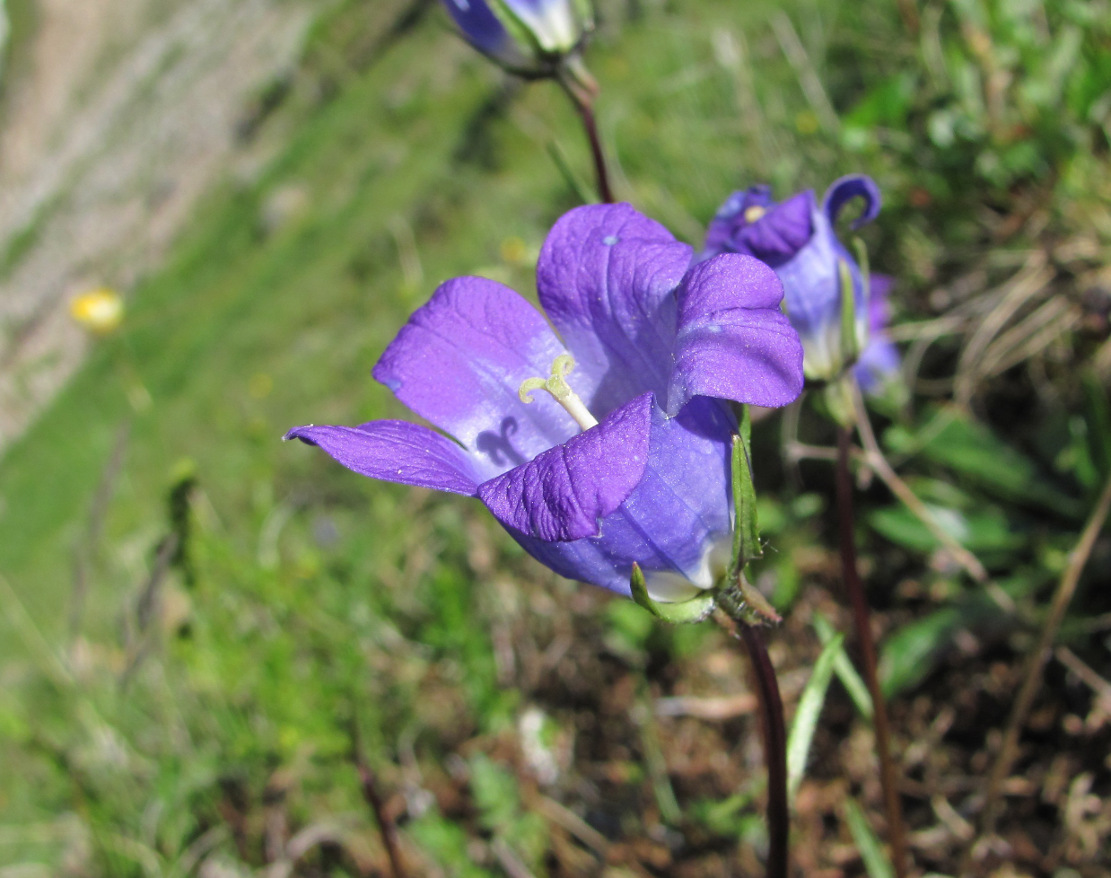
left=70, top=287, right=124, bottom=334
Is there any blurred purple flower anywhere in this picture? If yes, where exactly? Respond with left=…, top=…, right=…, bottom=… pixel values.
left=288, top=204, right=803, bottom=602
left=702, top=175, right=898, bottom=388
left=441, top=0, right=593, bottom=77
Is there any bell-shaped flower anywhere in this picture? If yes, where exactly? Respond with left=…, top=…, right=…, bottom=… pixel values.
left=287, top=204, right=804, bottom=603
left=441, top=0, right=593, bottom=78
left=702, top=175, right=898, bottom=389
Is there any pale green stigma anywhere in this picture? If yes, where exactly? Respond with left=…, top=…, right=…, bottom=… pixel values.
left=518, top=354, right=599, bottom=431
left=743, top=205, right=766, bottom=224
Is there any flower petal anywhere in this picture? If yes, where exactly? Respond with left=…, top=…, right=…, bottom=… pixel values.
left=285, top=421, right=482, bottom=496
left=499, top=397, right=735, bottom=599
left=442, top=0, right=513, bottom=58
left=822, top=174, right=881, bottom=230
left=477, top=392, right=652, bottom=541
left=701, top=187, right=813, bottom=266
left=373, top=276, right=576, bottom=476
left=536, top=203, right=693, bottom=416
left=668, top=254, right=804, bottom=413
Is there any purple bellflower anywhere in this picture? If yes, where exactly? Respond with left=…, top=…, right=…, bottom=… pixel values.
left=287, top=204, right=804, bottom=605
left=702, top=175, right=898, bottom=390
left=441, top=0, right=593, bottom=78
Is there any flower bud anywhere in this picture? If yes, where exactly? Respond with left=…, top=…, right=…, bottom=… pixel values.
left=441, top=0, right=593, bottom=78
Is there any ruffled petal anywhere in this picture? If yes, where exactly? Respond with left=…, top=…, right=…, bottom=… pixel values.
left=284, top=421, right=482, bottom=496
left=373, top=276, right=576, bottom=476
left=822, top=174, right=881, bottom=230
left=536, top=203, right=693, bottom=416
left=499, top=397, right=736, bottom=599
left=701, top=186, right=813, bottom=267
left=668, top=254, right=804, bottom=413
left=735, top=190, right=814, bottom=266
left=477, top=392, right=652, bottom=541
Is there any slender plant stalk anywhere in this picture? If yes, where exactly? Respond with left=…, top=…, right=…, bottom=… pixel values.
left=973, top=472, right=1111, bottom=855
left=558, top=59, right=615, bottom=204
left=351, top=721, right=408, bottom=878
left=836, top=426, right=909, bottom=878
left=744, top=624, right=789, bottom=878
left=575, top=98, right=615, bottom=204
left=717, top=612, right=789, bottom=878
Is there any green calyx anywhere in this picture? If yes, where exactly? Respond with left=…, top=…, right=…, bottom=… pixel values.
left=630, top=563, right=717, bottom=624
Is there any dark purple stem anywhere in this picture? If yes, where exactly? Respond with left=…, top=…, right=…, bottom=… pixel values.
left=738, top=623, right=789, bottom=878
left=351, top=722, right=407, bottom=878
left=574, top=97, right=615, bottom=204
left=836, top=426, right=909, bottom=878
left=558, top=63, right=615, bottom=204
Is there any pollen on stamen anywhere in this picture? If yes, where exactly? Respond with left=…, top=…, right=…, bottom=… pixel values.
left=743, top=205, right=767, bottom=223
left=517, top=354, right=599, bottom=431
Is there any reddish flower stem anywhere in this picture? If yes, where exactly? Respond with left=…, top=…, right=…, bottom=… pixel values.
left=558, top=60, right=615, bottom=204
left=734, top=621, right=789, bottom=878
left=351, top=721, right=408, bottom=878
left=836, top=426, right=909, bottom=878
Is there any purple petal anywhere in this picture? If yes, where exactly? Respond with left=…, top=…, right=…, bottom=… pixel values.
left=855, top=273, right=900, bottom=392
left=536, top=203, right=694, bottom=416
left=500, top=397, right=736, bottom=597
left=702, top=186, right=771, bottom=258
left=854, top=336, right=901, bottom=392
left=477, top=393, right=652, bottom=541
left=285, top=421, right=481, bottom=496
left=668, top=254, right=804, bottom=412
left=734, top=190, right=814, bottom=266
left=822, top=174, right=881, bottom=230
left=442, top=0, right=513, bottom=59
left=774, top=207, right=846, bottom=342
left=373, top=276, right=576, bottom=476
left=701, top=187, right=813, bottom=266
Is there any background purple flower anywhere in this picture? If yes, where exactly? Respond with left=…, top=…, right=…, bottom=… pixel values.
left=702, top=175, right=898, bottom=389
left=288, top=203, right=803, bottom=603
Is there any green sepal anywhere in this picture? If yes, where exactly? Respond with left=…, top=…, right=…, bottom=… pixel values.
left=837, top=257, right=860, bottom=372
left=716, top=577, right=782, bottom=627
left=629, top=563, right=716, bottom=624
left=852, top=237, right=872, bottom=339
left=821, top=374, right=856, bottom=429
left=729, top=409, right=762, bottom=578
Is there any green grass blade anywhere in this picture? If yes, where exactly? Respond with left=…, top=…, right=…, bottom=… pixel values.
left=786, top=631, right=842, bottom=803
left=843, top=798, right=896, bottom=878
left=813, top=613, right=873, bottom=719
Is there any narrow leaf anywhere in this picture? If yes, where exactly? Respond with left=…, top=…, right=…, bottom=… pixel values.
left=813, top=613, right=872, bottom=718
left=844, top=798, right=896, bottom=878
left=787, top=633, right=843, bottom=802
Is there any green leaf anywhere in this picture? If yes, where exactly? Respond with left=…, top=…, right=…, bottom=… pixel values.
left=883, top=408, right=1085, bottom=519
left=879, top=607, right=963, bottom=698
left=868, top=500, right=1022, bottom=555
left=838, top=257, right=860, bottom=371
left=730, top=410, right=762, bottom=575
left=813, top=613, right=872, bottom=719
left=787, top=633, right=843, bottom=802
left=844, top=798, right=896, bottom=878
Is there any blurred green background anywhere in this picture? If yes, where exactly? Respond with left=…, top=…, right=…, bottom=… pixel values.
left=1, top=0, right=1109, bottom=874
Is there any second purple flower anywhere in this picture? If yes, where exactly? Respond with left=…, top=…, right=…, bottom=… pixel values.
left=702, top=174, right=899, bottom=391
